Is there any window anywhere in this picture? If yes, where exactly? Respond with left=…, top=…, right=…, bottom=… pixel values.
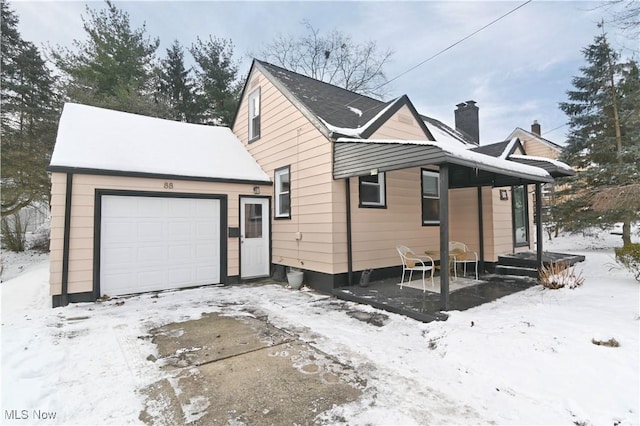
left=359, top=172, right=386, bottom=207
left=275, top=166, right=290, bottom=218
left=248, top=88, right=260, bottom=141
left=421, top=170, right=439, bottom=225
left=512, top=185, right=530, bottom=246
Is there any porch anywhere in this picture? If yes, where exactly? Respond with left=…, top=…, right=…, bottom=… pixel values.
left=333, top=273, right=537, bottom=323
left=334, top=138, right=575, bottom=311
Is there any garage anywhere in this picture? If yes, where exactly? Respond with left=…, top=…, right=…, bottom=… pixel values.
left=99, top=194, right=223, bottom=297
left=47, top=103, right=272, bottom=307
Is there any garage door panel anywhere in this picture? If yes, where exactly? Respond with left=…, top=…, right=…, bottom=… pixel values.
left=168, top=221, right=191, bottom=238
left=196, top=243, right=218, bottom=258
left=137, top=246, right=165, bottom=262
left=169, top=245, right=192, bottom=259
left=196, top=222, right=217, bottom=237
left=197, top=266, right=219, bottom=281
left=102, top=220, right=136, bottom=243
left=100, top=195, right=221, bottom=296
left=102, top=246, right=137, bottom=266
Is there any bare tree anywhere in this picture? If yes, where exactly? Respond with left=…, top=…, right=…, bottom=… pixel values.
left=260, top=21, right=393, bottom=98
left=595, top=1, right=640, bottom=39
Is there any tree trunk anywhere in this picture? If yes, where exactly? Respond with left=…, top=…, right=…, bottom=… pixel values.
left=622, top=220, right=631, bottom=246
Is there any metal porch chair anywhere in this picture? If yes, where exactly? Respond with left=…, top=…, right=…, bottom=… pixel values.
left=449, top=241, right=479, bottom=280
left=396, top=245, right=435, bottom=292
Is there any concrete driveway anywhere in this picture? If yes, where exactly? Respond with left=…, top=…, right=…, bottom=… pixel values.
left=139, top=313, right=364, bottom=425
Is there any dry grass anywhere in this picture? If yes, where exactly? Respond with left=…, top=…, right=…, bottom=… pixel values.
left=591, top=338, right=620, bottom=347
left=589, top=184, right=640, bottom=212
left=539, top=262, right=585, bottom=289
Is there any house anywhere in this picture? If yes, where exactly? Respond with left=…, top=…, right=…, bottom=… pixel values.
left=230, top=60, right=573, bottom=302
left=48, top=60, right=573, bottom=309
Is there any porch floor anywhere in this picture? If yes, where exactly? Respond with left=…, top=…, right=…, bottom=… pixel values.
left=332, top=274, right=537, bottom=323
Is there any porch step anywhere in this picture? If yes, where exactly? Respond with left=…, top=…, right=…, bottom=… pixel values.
left=497, top=255, right=538, bottom=268
left=495, top=265, right=539, bottom=278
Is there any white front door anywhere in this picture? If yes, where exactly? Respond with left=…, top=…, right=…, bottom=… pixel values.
left=240, top=197, right=270, bottom=279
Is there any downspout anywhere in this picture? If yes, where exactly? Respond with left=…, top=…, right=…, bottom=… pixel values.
left=60, top=173, right=74, bottom=306
left=345, top=178, right=353, bottom=286
left=535, top=183, right=543, bottom=270
left=476, top=185, right=485, bottom=274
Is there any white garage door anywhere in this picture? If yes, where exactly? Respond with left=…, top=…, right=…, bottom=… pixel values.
left=100, top=195, right=221, bottom=296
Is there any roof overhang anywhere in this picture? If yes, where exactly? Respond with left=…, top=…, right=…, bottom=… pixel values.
left=333, top=139, right=555, bottom=188
left=508, top=154, right=575, bottom=178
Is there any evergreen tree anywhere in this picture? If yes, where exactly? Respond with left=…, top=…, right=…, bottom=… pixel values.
left=1, top=2, right=59, bottom=218
left=190, top=36, right=241, bottom=126
left=157, top=40, right=197, bottom=122
left=557, top=29, right=639, bottom=245
left=51, top=1, right=168, bottom=117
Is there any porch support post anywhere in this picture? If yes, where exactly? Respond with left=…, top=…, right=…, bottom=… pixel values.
left=476, top=185, right=485, bottom=274
left=439, top=164, right=450, bottom=310
left=535, top=183, right=543, bottom=269
left=345, top=178, right=353, bottom=286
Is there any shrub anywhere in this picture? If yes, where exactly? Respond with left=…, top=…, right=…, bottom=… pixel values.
left=1, top=214, right=27, bottom=252
left=27, top=225, right=50, bottom=252
left=615, top=243, right=640, bottom=282
left=539, top=261, right=585, bottom=289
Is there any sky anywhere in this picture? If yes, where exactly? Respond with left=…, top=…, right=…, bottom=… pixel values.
left=10, top=0, right=638, bottom=145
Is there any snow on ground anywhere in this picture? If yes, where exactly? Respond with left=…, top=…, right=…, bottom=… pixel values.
left=1, top=228, right=639, bottom=425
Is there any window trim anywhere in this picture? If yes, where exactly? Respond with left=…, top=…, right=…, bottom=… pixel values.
left=358, top=172, right=386, bottom=208
left=421, top=168, right=440, bottom=226
left=511, top=184, right=530, bottom=247
left=274, top=165, right=291, bottom=219
left=248, top=88, right=261, bottom=142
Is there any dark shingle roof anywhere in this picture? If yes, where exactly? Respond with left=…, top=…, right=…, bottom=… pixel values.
left=256, top=60, right=390, bottom=129
left=471, top=140, right=512, bottom=157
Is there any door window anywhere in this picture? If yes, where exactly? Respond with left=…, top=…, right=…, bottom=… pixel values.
left=244, top=203, right=262, bottom=238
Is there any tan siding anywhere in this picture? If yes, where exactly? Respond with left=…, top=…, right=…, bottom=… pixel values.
left=369, top=105, right=429, bottom=140
left=349, top=168, right=483, bottom=272
left=48, top=172, right=264, bottom=296
left=523, top=139, right=560, bottom=159
left=232, top=68, right=338, bottom=274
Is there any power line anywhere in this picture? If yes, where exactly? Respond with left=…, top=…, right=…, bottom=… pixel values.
left=345, top=0, right=533, bottom=113
left=542, top=123, right=568, bottom=136
left=376, top=0, right=533, bottom=92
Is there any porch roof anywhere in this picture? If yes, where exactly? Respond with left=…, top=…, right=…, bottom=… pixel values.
left=508, top=154, right=575, bottom=178
left=333, top=138, right=556, bottom=188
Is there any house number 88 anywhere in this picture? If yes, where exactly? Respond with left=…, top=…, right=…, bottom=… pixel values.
left=164, top=182, right=174, bottom=189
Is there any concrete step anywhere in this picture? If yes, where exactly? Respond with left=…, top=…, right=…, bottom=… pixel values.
left=495, top=265, right=539, bottom=278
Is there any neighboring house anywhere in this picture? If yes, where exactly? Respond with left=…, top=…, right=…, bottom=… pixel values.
left=48, top=61, right=573, bottom=308
left=506, top=122, right=566, bottom=230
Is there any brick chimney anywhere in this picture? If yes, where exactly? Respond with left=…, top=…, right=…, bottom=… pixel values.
left=454, top=101, right=479, bottom=144
left=531, top=120, right=541, bottom=136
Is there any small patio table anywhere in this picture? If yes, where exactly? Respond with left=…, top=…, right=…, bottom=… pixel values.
left=424, top=249, right=466, bottom=280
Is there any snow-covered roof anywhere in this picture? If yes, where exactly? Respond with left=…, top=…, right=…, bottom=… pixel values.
left=422, top=117, right=476, bottom=148
left=509, top=154, right=574, bottom=173
left=335, top=137, right=553, bottom=180
left=50, top=103, right=270, bottom=183
left=319, top=97, right=403, bottom=138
